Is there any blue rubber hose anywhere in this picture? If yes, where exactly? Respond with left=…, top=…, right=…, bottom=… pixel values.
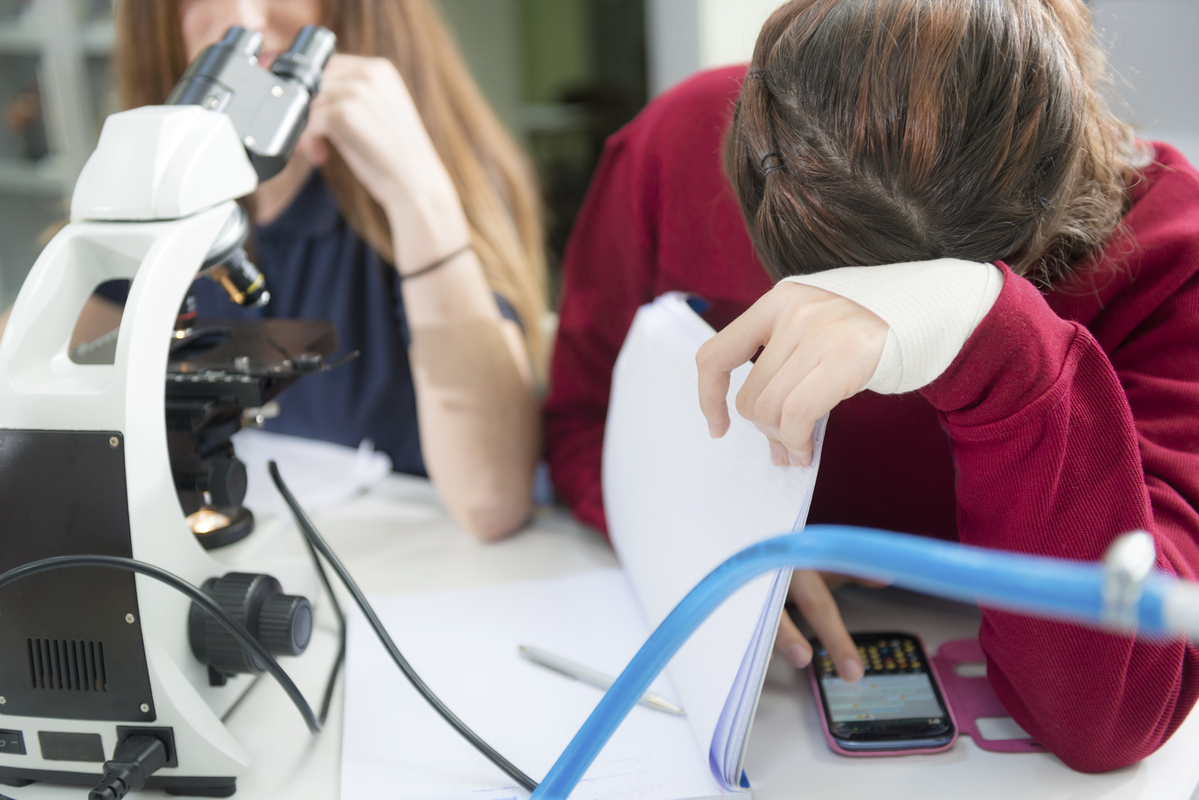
left=531, top=524, right=1179, bottom=799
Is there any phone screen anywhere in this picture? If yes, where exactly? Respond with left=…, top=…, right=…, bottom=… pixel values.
left=811, top=633, right=954, bottom=750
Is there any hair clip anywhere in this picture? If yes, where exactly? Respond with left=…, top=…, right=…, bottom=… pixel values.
left=1036, top=196, right=1052, bottom=209
left=746, top=69, right=765, bottom=80
left=760, top=151, right=784, bottom=175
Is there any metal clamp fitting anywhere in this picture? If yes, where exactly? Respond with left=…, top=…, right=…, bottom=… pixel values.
left=1101, top=530, right=1156, bottom=630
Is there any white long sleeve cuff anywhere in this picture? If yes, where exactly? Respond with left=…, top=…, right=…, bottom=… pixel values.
left=780, top=259, right=1004, bottom=394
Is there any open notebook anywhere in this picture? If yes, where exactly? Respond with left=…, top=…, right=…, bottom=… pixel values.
left=341, top=293, right=825, bottom=799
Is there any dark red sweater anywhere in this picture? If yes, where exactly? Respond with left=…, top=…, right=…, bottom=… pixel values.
left=544, top=65, right=1199, bottom=772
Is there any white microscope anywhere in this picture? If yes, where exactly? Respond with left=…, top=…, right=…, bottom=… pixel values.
left=0, top=25, right=339, bottom=797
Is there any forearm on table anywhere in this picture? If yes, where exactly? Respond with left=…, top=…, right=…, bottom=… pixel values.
left=960, top=390, right=1197, bottom=772
left=390, top=200, right=540, bottom=541
left=921, top=271, right=1199, bottom=770
left=408, top=312, right=539, bottom=541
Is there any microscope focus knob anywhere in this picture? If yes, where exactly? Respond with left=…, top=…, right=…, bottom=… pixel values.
left=206, top=455, right=248, bottom=509
left=258, top=593, right=313, bottom=657
left=188, top=572, right=313, bottom=680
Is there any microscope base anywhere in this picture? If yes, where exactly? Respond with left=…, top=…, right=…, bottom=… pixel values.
left=0, top=766, right=236, bottom=796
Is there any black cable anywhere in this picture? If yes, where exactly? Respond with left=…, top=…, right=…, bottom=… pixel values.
left=90, top=734, right=168, bottom=800
left=267, top=460, right=539, bottom=792
left=299, top=524, right=346, bottom=725
left=0, top=555, right=320, bottom=734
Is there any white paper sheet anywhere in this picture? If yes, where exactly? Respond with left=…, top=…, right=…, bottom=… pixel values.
left=340, top=570, right=726, bottom=800
left=233, top=429, right=393, bottom=522
left=603, top=293, right=825, bottom=789
left=340, top=293, right=823, bottom=799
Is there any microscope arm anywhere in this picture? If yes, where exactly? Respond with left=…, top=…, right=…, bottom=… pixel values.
left=71, top=105, right=257, bottom=224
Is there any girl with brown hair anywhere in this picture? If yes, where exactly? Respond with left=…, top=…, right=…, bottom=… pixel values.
left=547, top=0, right=1199, bottom=770
left=112, top=0, right=547, bottom=539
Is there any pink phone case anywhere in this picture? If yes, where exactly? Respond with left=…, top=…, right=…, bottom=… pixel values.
left=807, top=634, right=959, bottom=757
left=930, top=639, right=1046, bottom=754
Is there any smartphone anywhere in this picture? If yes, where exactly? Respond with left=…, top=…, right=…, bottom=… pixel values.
left=807, top=632, right=956, bottom=755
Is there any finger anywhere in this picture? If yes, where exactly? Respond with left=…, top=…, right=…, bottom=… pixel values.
left=695, top=298, right=777, bottom=439
left=856, top=578, right=890, bottom=589
left=733, top=322, right=801, bottom=417
left=749, top=343, right=824, bottom=451
left=823, top=572, right=889, bottom=590
left=295, top=112, right=329, bottom=165
left=767, top=437, right=788, bottom=467
left=774, top=610, right=813, bottom=668
left=304, top=100, right=387, bottom=167
left=315, top=53, right=371, bottom=82
left=310, top=77, right=371, bottom=107
left=790, top=570, right=863, bottom=682
left=305, top=136, right=328, bottom=166
left=821, top=573, right=850, bottom=592
left=315, top=57, right=406, bottom=104
left=734, top=287, right=831, bottom=407
left=776, top=360, right=853, bottom=467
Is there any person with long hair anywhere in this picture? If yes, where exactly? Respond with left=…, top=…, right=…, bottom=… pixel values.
left=110, top=0, right=547, bottom=539
left=545, top=0, right=1199, bottom=771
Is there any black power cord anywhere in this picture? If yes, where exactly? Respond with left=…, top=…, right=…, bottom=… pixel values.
left=89, top=735, right=168, bottom=800
left=267, top=460, right=539, bottom=792
left=0, top=476, right=533, bottom=794
left=0, top=555, right=320, bottom=734
left=297, top=515, right=347, bottom=725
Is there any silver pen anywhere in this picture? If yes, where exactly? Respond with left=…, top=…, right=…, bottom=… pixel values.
left=518, top=644, right=685, bottom=716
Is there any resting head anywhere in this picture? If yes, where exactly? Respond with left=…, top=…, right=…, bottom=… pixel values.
left=724, top=0, right=1145, bottom=287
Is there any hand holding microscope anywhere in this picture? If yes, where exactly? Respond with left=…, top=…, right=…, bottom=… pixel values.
left=1, top=23, right=1199, bottom=800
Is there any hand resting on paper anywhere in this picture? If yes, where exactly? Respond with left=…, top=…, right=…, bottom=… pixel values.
left=695, top=281, right=887, bottom=469
left=778, top=570, right=888, bottom=681
left=694, top=282, right=891, bottom=682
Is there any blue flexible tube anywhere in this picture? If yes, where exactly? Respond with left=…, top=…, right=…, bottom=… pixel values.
left=531, top=524, right=1177, bottom=799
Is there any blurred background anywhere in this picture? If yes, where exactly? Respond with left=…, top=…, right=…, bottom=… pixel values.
left=0, top=0, right=1192, bottom=312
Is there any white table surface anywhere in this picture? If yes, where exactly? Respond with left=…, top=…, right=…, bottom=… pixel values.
left=16, top=471, right=1199, bottom=800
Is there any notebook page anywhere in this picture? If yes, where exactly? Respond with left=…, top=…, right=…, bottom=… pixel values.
left=714, top=413, right=826, bottom=783
left=603, top=293, right=825, bottom=790
left=711, top=570, right=790, bottom=782
left=340, top=569, right=727, bottom=800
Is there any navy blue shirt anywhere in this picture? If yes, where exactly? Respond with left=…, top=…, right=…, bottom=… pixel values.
left=191, top=173, right=431, bottom=474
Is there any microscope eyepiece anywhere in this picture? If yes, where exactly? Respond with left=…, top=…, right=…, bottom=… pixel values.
left=167, top=24, right=337, bottom=182
left=165, top=26, right=261, bottom=109
left=221, top=25, right=263, bottom=60
left=270, top=25, right=337, bottom=95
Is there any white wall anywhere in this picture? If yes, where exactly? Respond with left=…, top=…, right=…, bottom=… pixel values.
left=646, top=0, right=777, bottom=96
left=646, top=0, right=1199, bottom=163
left=1090, top=0, right=1199, bottom=164
left=697, top=0, right=784, bottom=75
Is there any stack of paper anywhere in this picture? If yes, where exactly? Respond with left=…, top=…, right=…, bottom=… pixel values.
left=603, top=293, right=826, bottom=789
left=341, top=293, right=825, bottom=799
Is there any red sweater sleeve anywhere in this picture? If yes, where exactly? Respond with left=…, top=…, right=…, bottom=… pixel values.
left=545, top=66, right=767, bottom=534
left=920, top=248, right=1199, bottom=770
left=543, top=126, right=659, bottom=533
